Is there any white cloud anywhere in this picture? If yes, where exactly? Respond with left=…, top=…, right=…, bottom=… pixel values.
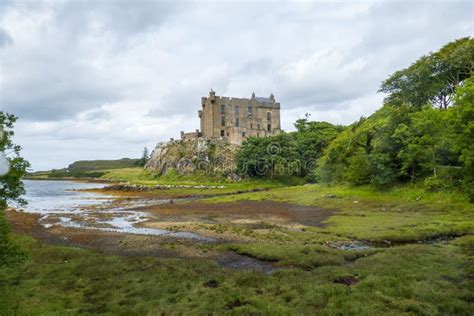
left=1, top=0, right=473, bottom=170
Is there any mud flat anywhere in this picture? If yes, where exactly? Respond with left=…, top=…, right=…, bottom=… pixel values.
left=12, top=180, right=338, bottom=273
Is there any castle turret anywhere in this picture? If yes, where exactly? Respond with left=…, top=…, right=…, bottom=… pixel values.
left=209, top=89, right=216, bottom=102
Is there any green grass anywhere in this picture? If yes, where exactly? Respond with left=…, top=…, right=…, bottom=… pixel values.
left=221, top=243, right=377, bottom=269
left=26, top=159, right=140, bottom=179
left=100, top=167, right=155, bottom=182
left=97, top=168, right=306, bottom=197
left=26, top=166, right=306, bottom=197
left=1, top=234, right=472, bottom=315
left=204, top=183, right=474, bottom=243
left=67, top=158, right=140, bottom=171
left=4, top=179, right=473, bottom=314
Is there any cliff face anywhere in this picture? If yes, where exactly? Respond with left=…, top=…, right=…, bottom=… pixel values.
left=145, top=138, right=238, bottom=176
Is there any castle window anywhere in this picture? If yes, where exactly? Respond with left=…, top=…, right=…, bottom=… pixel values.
left=257, top=123, right=260, bottom=129
left=235, top=106, right=240, bottom=115
left=248, top=106, right=253, bottom=115
left=242, top=132, right=246, bottom=137
left=267, top=112, right=272, bottom=122
left=235, top=118, right=240, bottom=127
left=221, top=104, right=225, bottom=113
left=250, top=123, right=253, bottom=129
left=267, top=124, right=271, bottom=132
left=257, top=133, right=260, bottom=137
left=227, top=132, right=229, bottom=136
left=221, top=116, right=225, bottom=126
left=221, top=130, right=225, bottom=137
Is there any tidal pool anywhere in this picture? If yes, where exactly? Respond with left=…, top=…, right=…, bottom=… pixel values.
left=22, top=180, right=214, bottom=241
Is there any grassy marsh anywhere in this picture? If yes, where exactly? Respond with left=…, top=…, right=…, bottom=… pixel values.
left=2, top=181, right=473, bottom=314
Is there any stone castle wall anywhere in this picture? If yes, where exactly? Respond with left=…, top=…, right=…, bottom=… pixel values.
left=197, top=91, right=281, bottom=145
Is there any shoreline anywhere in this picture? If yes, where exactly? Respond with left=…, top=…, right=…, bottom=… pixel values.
left=23, top=177, right=114, bottom=183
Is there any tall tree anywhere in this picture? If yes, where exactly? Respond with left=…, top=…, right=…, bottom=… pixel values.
left=450, top=77, right=474, bottom=200
left=138, top=147, right=149, bottom=167
left=379, top=37, right=474, bottom=109
left=0, top=113, right=29, bottom=209
left=0, top=112, right=30, bottom=266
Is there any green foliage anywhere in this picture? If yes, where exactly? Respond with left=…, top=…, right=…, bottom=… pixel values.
left=236, top=133, right=299, bottom=178
left=0, top=213, right=28, bottom=266
left=449, top=77, right=474, bottom=200
left=236, top=121, right=342, bottom=179
left=380, top=37, right=473, bottom=109
left=396, top=105, right=448, bottom=179
left=0, top=112, right=29, bottom=209
left=318, top=106, right=406, bottom=186
left=0, top=112, right=29, bottom=266
left=319, top=39, right=473, bottom=191
left=423, top=176, right=446, bottom=192
left=136, top=147, right=149, bottom=167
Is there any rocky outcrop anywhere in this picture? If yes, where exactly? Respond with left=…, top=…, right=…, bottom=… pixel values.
left=145, top=138, right=238, bottom=176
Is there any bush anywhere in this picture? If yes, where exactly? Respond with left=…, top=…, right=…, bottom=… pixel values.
left=423, top=176, right=446, bottom=192
left=0, top=212, right=28, bottom=266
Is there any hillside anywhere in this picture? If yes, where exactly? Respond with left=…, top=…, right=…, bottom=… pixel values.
left=67, top=158, right=140, bottom=171
left=26, top=158, right=140, bottom=179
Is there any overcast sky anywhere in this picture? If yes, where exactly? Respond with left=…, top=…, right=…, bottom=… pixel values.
left=1, top=0, right=473, bottom=171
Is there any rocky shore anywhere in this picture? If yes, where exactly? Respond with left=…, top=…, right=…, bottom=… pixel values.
left=101, top=183, right=226, bottom=191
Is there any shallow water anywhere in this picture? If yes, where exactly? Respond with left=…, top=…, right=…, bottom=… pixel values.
left=334, top=242, right=372, bottom=251
left=23, top=179, right=111, bottom=213
left=22, top=180, right=213, bottom=241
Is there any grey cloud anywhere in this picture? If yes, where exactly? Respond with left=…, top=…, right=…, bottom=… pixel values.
left=1, top=0, right=473, bottom=170
left=0, top=0, right=181, bottom=121
left=54, top=1, right=182, bottom=39
left=2, top=59, right=121, bottom=120
left=0, top=28, right=13, bottom=47
left=238, top=59, right=274, bottom=76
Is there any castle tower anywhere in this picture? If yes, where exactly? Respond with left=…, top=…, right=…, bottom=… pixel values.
left=198, top=90, right=281, bottom=145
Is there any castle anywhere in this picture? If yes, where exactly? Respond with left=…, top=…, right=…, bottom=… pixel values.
left=180, top=90, right=281, bottom=145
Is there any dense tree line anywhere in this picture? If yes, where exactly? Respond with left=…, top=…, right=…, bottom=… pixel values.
left=236, top=119, right=342, bottom=181
left=237, top=38, right=474, bottom=199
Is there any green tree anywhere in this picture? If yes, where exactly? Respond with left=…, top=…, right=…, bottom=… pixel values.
left=0, top=112, right=30, bottom=266
left=450, top=77, right=474, bottom=200
left=137, top=147, right=150, bottom=167
left=236, top=119, right=341, bottom=179
left=395, top=106, right=446, bottom=180
left=380, top=37, right=473, bottom=109
left=293, top=119, right=343, bottom=180
left=236, top=133, right=299, bottom=178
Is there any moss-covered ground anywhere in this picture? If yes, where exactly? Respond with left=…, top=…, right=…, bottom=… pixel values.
left=2, top=234, right=472, bottom=315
